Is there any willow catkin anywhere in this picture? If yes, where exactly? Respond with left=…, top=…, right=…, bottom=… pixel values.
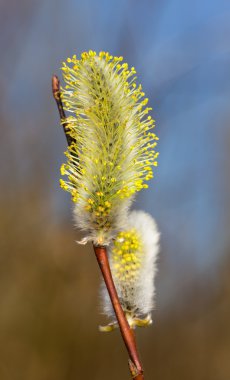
left=100, top=210, right=160, bottom=330
left=59, top=50, right=158, bottom=245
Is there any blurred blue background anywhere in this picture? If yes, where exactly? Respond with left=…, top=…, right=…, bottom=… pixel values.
left=1, top=1, right=230, bottom=379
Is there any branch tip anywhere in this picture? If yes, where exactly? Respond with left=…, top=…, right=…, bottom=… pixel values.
left=52, top=75, right=60, bottom=99
left=52, top=74, right=75, bottom=147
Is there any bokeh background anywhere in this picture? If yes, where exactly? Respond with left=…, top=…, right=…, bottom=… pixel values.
left=1, top=0, right=230, bottom=379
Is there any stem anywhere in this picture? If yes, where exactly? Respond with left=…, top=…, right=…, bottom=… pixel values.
left=52, top=75, right=75, bottom=146
left=52, top=74, right=144, bottom=379
left=93, top=245, right=144, bottom=379
left=129, top=359, right=145, bottom=380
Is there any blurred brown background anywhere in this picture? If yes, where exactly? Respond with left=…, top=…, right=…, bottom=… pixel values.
left=1, top=0, right=230, bottom=379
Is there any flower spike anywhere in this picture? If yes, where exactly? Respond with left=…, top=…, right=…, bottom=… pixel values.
left=101, top=210, right=160, bottom=330
left=60, top=50, right=159, bottom=245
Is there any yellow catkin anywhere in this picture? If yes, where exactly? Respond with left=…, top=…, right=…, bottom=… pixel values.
left=59, top=51, right=159, bottom=244
left=111, top=229, right=143, bottom=285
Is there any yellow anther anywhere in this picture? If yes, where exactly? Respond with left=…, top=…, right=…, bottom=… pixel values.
left=87, top=198, right=94, bottom=205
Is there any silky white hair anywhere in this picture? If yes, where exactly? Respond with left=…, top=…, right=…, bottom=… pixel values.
left=101, top=209, right=160, bottom=321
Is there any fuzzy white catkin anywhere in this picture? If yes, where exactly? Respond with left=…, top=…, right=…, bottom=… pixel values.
left=101, top=210, right=160, bottom=322
left=60, top=51, right=159, bottom=246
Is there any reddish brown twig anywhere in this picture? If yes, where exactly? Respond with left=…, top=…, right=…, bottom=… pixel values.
left=129, top=359, right=145, bottom=380
left=52, top=75, right=75, bottom=147
left=93, top=245, right=144, bottom=379
left=52, top=74, right=144, bottom=379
